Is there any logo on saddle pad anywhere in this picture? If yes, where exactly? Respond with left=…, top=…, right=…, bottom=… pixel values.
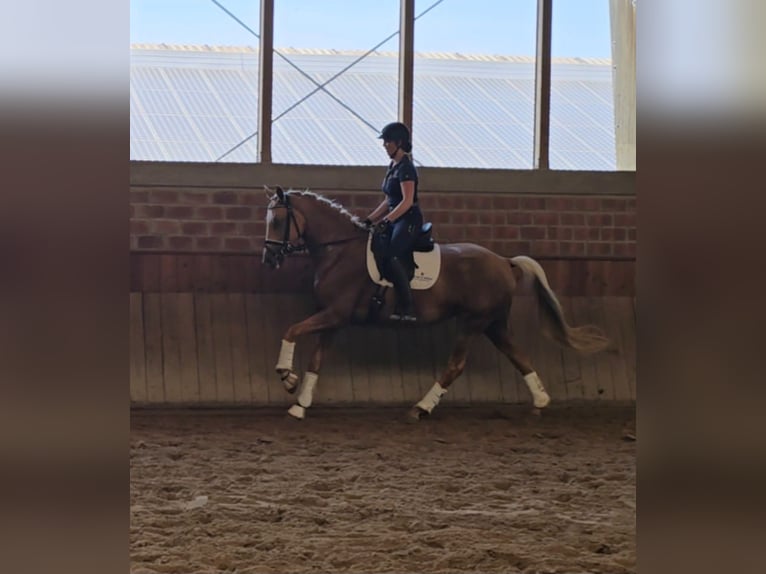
left=366, top=235, right=441, bottom=290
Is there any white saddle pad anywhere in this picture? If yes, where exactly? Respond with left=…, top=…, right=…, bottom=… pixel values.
left=366, top=234, right=441, bottom=290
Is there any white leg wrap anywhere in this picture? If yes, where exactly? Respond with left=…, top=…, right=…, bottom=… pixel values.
left=297, top=371, right=319, bottom=408
left=524, top=371, right=551, bottom=408
left=275, top=339, right=295, bottom=371
left=416, top=382, right=447, bottom=414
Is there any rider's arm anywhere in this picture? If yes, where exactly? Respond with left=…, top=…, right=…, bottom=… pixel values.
left=367, top=199, right=390, bottom=223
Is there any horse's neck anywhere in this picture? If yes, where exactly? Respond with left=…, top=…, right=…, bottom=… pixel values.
left=298, top=197, right=359, bottom=248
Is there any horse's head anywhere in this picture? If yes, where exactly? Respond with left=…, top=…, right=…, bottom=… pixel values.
left=262, top=186, right=307, bottom=269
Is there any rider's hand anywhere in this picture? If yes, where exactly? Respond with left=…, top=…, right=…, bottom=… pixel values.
left=375, top=220, right=391, bottom=234
left=362, top=218, right=373, bottom=230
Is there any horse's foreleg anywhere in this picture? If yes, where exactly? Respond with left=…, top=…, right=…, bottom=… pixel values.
left=409, top=321, right=483, bottom=420
left=276, top=309, right=342, bottom=393
left=287, top=330, right=336, bottom=420
left=485, top=319, right=550, bottom=409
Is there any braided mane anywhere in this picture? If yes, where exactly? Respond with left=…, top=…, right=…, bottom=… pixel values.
left=287, top=189, right=366, bottom=229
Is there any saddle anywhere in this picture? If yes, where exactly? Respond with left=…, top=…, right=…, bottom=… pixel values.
left=413, top=222, right=435, bottom=253
left=372, top=222, right=434, bottom=281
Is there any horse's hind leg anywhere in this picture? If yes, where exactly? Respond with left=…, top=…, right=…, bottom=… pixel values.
left=409, top=319, right=485, bottom=421
left=485, top=319, right=550, bottom=409
left=287, top=330, right=336, bottom=420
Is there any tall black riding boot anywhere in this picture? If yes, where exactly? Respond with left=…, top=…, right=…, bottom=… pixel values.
left=387, top=256, right=417, bottom=322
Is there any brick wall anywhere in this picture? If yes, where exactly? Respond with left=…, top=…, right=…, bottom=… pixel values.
left=130, top=186, right=635, bottom=296
left=130, top=188, right=635, bottom=259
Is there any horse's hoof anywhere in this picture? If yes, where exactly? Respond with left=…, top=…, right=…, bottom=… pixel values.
left=287, top=404, right=306, bottom=420
left=533, top=393, right=551, bottom=409
left=278, top=369, right=299, bottom=393
left=406, top=406, right=426, bottom=422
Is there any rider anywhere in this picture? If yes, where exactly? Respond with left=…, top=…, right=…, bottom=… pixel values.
left=363, top=122, right=422, bottom=322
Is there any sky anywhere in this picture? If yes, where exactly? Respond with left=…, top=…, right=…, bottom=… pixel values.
left=130, top=0, right=613, bottom=59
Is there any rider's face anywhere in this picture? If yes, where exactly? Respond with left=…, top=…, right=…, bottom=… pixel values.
left=383, top=139, right=399, bottom=158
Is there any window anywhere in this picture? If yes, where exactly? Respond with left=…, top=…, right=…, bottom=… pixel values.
left=130, top=0, right=260, bottom=162
left=271, top=0, right=399, bottom=165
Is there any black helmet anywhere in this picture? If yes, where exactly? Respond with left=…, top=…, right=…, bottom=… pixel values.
left=378, top=122, right=410, bottom=143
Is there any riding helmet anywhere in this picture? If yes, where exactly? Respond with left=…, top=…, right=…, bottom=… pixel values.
left=378, top=122, right=411, bottom=143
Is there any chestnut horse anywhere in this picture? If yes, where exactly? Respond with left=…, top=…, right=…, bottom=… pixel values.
left=262, top=187, right=609, bottom=420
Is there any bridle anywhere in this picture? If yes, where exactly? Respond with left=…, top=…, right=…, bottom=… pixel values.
left=264, top=195, right=307, bottom=262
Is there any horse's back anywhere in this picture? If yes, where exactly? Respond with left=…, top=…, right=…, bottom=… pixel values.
left=433, top=242, right=517, bottom=305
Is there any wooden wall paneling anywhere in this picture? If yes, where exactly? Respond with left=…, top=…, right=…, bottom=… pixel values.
left=585, top=296, right=613, bottom=400
left=143, top=293, right=165, bottom=402
left=130, top=254, right=142, bottom=292
left=603, top=297, right=634, bottom=401
left=194, top=294, right=218, bottom=403
left=211, top=293, right=235, bottom=402
left=396, top=327, right=426, bottom=403
left=142, top=254, right=161, bottom=293
left=245, top=294, right=271, bottom=405
left=318, top=326, right=355, bottom=404
left=160, top=254, right=179, bottom=292
left=228, top=293, right=253, bottom=403
left=177, top=293, right=200, bottom=403
left=560, top=296, right=584, bottom=400
left=382, top=327, right=405, bottom=403
left=129, top=293, right=147, bottom=403
left=160, top=294, right=183, bottom=402
left=211, top=257, right=228, bottom=292
left=570, top=297, right=600, bottom=400
left=348, top=327, right=374, bottom=404
left=366, top=327, right=397, bottom=404
left=176, top=254, right=194, bottom=292
left=192, top=255, right=212, bottom=293
left=620, top=296, right=637, bottom=401
left=227, top=255, right=248, bottom=292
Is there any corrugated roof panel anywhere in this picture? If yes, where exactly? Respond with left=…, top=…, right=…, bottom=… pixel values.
left=130, top=113, right=154, bottom=140
left=149, top=113, right=200, bottom=142
left=132, top=138, right=168, bottom=162
left=229, top=116, right=258, bottom=134
left=176, top=90, right=228, bottom=117
left=567, top=125, right=616, bottom=157
left=222, top=140, right=260, bottom=163
left=207, top=69, right=253, bottom=93
left=550, top=98, right=597, bottom=127
left=138, top=89, right=182, bottom=116
left=550, top=126, right=592, bottom=151
left=130, top=46, right=620, bottom=169
left=160, top=141, right=213, bottom=162
left=484, top=122, right=533, bottom=155
left=163, top=67, right=210, bottom=92
left=131, top=66, right=168, bottom=90
left=192, top=114, right=242, bottom=143
left=212, top=91, right=257, bottom=118
left=551, top=150, right=613, bottom=171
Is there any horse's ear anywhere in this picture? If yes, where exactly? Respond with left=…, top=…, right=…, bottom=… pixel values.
left=263, top=185, right=273, bottom=200
left=276, top=186, right=285, bottom=202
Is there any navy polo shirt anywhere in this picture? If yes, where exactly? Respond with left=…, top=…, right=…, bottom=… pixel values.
left=382, top=155, right=419, bottom=209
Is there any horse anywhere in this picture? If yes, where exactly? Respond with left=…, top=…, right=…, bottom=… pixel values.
left=261, top=186, right=609, bottom=420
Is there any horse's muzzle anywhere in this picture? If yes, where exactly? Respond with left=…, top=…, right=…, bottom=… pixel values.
left=262, top=245, right=284, bottom=269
